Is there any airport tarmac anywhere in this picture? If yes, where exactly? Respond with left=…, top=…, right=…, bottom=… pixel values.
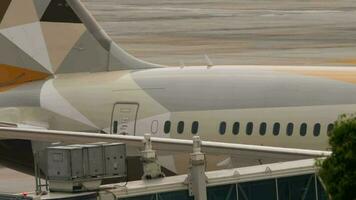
left=1, top=0, right=356, bottom=194
left=84, top=0, right=356, bottom=66
left=0, top=166, right=34, bottom=194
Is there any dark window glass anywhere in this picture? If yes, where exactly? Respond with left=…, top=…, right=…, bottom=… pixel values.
left=259, top=122, right=267, bottom=136
left=113, top=120, right=118, bottom=134
left=191, top=121, right=199, bottom=134
left=232, top=122, right=240, bottom=135
left=239, top=179, right=277, bottom=200
left=278, top=174, right=316, bottom=200
left=177, top=121, right=184, bottom=134
left=327, top=123, right=334, bottom=136
left=219, top=122, right=226, bottom=135
left=273, top=123, right=280, bottom=136
left=208, top=184, right=237, bottom=200
left=121, top=194, right=157, bottom=200
left=300, top=123, right=307, bottom=136
left=317, top=175, right=329, bottom=200
left=286, top=123, right=294, bottom=136
left=246, top=122, right=253, bottom=135
left=164, top=121, right=171, bottom=134
left=313, top=123, right=321, bottom=136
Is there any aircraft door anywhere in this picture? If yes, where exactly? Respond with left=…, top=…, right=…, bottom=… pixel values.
left=111, top=103, right=139, bottom=135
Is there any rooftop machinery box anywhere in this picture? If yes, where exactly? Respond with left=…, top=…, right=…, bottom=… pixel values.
left=47, top=143, right=126, bottom=181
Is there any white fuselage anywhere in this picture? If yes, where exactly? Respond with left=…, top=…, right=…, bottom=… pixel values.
left=30, top=65, right=356, bottom=151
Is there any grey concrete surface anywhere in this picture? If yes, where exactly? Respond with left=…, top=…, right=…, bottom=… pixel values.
left=2, top=0, right=356, bottom=194
left=83, top=0, right=356, bottom=66
left=0, top=168, right=34, bottom=194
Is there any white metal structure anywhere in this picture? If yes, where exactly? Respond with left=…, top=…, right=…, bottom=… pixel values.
left=99, top=158, right=326, bottom=200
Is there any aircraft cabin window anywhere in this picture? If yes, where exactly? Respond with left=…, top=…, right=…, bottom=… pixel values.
left=327, top=123, right=334, bottom=136
left=246, top=122, right=253, bottom=135
left=219, top=121, right=226, bottom=135
left=113, top=120, right=118, bottom=134
left=313, top=123, right=321, bottom=136
left=151, top=120, right=158, bottom=134
left=164, top=121, right=171, bottom=134
left=259, top=122, right=267, bottom=136
left=286, top=123, right=294, bottom=136
left=192, top=121, right=199, bottom=134
left=177, top=121, right=184, bottom=134
left=232, top=122, right=240, bottom=135
left=300, top=123, right=307, bottom=136
left=273, top=123, right=280, bottom=136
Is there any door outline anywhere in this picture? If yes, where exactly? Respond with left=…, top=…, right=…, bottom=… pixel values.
left=110, top=102, right=139, bottom=135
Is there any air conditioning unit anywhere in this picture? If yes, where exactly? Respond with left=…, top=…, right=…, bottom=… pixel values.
left=46, top=143, right=126, bottom=192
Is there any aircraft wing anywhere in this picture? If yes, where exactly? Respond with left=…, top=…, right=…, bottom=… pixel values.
left=0, top=127, right=331, bottom=167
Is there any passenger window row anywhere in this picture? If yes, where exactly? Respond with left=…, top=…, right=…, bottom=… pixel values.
left=164, top=121, right=199, bottom=135
left=163, top=120, right=334, bottom=136
left=219, top=121, right=334, bottom=137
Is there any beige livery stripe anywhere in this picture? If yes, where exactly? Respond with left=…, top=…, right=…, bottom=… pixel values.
left=295, top=71, right=356, bottom=84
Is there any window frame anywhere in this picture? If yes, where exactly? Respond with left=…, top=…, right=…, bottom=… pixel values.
left=273, top=122, right=280, bottom=136
left=191, top=121, right=199, bottom=135
left=327, top=123, right=334, bottom=136
left=313, top=123, right=321, bottom=136
left=232, top=122, right=240, bottom=135
left=246, top=122, right=253, bottom=135
left=219, top=121, right=227, bottom=135
left=177, top=121, right=184, bottom=134
left=164, top=121, right=171, bottom=134
left=259, top=122, right=267, bottom=136
left=286, top=123, right=294, bottom=136
left=300, top=123, right=307, bottom=136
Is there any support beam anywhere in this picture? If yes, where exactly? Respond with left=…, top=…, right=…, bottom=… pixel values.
left=187, top=136, right=207, bottom=200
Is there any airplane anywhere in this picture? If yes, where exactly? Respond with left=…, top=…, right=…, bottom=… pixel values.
left=0, top=0, right=351, bottom=176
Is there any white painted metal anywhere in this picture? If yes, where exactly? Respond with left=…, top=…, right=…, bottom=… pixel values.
left=187, top=136, right=207, bottom=200
left=0, top=127, right=331, bottom=159
left=108, top=158, right=320, bottom=198
left=141, top=134, right=164, bottom=179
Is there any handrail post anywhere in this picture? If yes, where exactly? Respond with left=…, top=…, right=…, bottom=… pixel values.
left=187, top=136, right=207, bottom=200
left=141, top=134, right=164, bottom=179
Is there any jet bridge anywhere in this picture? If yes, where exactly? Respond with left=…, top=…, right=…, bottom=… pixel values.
left=105, top=136, right=329, bottom=200
left=109, top=159, right=327, bottom=200
left=0, top=135, right=329, bottom=200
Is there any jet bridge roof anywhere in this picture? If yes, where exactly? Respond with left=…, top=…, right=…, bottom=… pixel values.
left=0, top=158, right=327, bottom=200
left=104, top=158, right=328, bottom=200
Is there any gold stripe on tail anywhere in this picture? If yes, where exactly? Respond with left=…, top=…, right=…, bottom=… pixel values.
left=0, top=64, right=49, bottom=92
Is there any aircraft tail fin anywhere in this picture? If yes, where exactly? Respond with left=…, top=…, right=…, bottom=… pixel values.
left=0, top=0, right=162, bottom=77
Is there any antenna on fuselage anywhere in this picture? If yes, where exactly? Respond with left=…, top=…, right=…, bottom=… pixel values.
left=204, top=54, right=214, bottom=68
